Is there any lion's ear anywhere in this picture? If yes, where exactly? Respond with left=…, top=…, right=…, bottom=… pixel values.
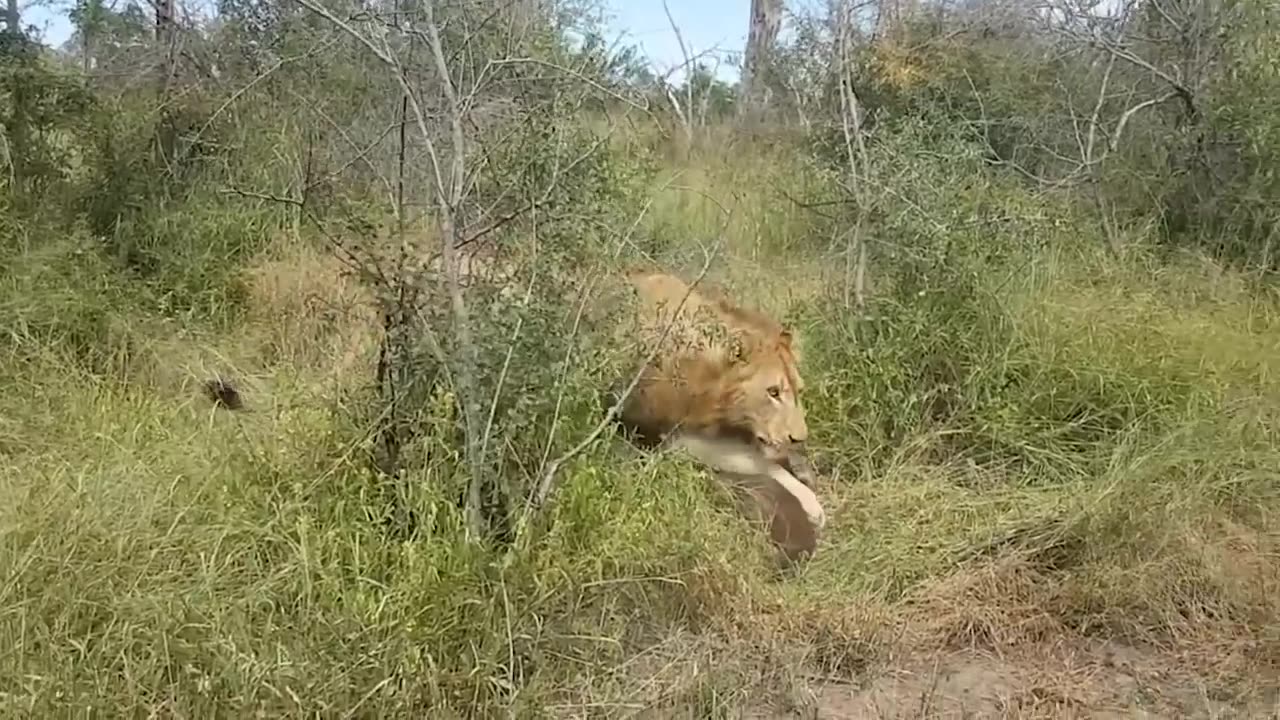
left=779, top=328, right=802, bottom=365
left=729, top=336, right=747, bottom=363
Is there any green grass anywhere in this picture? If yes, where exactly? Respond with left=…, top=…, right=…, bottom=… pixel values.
left=2, top=128, right=1280, bottom=716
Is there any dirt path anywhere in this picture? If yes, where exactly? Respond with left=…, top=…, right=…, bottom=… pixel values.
left=749, top=640, right=1279, bottom=719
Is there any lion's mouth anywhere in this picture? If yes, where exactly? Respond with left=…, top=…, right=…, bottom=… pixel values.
left=756, top=435, right=800, bottom=461
left=715, top=426, right=798, bottom=463
left=778, top=450, right=816, bottom=488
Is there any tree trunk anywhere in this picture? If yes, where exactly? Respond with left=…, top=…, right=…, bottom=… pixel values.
left=4, top=0, right=29, bottom=195
left=155, top=0, right=178, bottom=166
left=738, top=0, right=781, bottom=122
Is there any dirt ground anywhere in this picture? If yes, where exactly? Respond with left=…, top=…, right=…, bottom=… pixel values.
left=747, top=639, right=1280, bottom=719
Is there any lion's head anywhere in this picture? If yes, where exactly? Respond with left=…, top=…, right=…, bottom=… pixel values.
left=610, top=270, right=809, bottom=464
left=683, top=327, right=808, bottom=463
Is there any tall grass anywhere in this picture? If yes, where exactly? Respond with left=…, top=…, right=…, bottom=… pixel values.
left=2, top=127, right=1279, bottom=716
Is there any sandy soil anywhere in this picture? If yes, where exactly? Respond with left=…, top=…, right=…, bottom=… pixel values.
left=747, top=639, right=1279, bottom=719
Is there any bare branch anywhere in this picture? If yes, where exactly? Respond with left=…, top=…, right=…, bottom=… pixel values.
left=1083, top=52, right=1116, bottom=165
left=414, top=0, right=491, bottom=542
left=1108, top=90, right=1179, bottom=154
left=297, top=107, right=401, bottom=207
left=477, top=262, right=540, bottom=504
left=189, top=35, right=338, bottom=149
left=460, top=122, right=616, bottom=247
left=290, top=0, right=492, bottom=541
left=662, top=0, right=695, bottom=140
left=1052, top=19, right=1198, bottom=119
left=516, top=238, right=724, bottom=541
left=836, top=0, right=870, bottom=310
left=219, top=186, right=304, bottom=206
left=489, top=57, right=656, bottom=117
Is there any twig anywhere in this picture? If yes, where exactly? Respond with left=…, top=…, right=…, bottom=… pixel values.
left=536, top=269, right=601, bottom=477
left=1109, top=90, right=1179, bottom=154
left=514, top=238, right=724, bottom=541
left=489, top=57, right=657, bottom=119
left=189, top=35, right=338, bottom=149
left=836, top=0, right=869, bottom=311
left=662, top=0, right=695, bottom=142
left=1091, top=37, right=1197, bottom=118
left=1083, top=53, right=1115, bottom=165
left=460, top=122, right=615, bottom=247
left=294, top=96, right=401, bottom=205
left=478, top=260, right=540, bottom=478
left=292, top=0, right=498, bottom=540
left=219, top=186, right=304, bottom=206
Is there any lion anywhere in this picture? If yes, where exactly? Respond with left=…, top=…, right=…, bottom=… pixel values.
left=600, top=268, right=826, bottom=560
left=605, top=269, right=812, bottom=478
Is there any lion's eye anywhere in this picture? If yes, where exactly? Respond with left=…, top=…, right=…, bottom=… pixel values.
left=767, top=385, right=782, bottom=399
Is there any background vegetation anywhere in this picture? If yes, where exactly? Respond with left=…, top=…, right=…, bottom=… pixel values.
left=2, top=0, right=1278, bottom=715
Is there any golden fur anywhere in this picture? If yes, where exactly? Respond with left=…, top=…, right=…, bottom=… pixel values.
left=603, top=268, right=826, bottom=562
left=611, top=269, right=809, bottom=465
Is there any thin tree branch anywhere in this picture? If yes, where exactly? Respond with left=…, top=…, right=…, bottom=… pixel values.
left=1109, top=90, right=1179, bottom=154
left=1083, top=52, right=1115, bottom=165
left=515, top=238, right=724, bottom=541
left=662, top=0, right=695, bottom=139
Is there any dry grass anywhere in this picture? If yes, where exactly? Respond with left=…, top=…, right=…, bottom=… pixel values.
left=238, top=238, right=382, bottom=384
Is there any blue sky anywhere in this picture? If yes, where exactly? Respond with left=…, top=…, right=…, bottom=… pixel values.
left=22, top=0, right=74, bottom=47
left=21, top=0, right=751, bottom=82
left=598, top=0, right=750, bottom=82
